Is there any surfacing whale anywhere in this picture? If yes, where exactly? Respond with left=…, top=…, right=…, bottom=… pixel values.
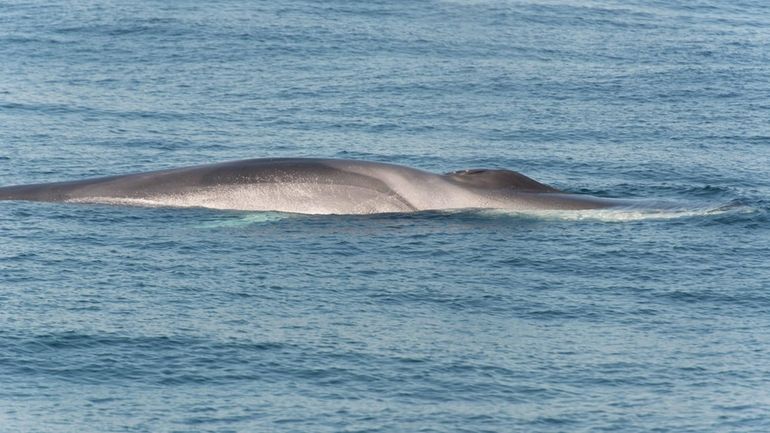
left=0, top=158, right=637, bottom=214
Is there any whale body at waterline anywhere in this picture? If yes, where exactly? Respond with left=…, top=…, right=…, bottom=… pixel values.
left=0, top=158, right=644, bottom=214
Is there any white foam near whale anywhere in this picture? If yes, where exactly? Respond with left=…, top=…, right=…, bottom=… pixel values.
left=479, top=203, right=749, bottom=222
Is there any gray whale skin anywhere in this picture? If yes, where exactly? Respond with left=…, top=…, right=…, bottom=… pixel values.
left=0, top=158, right=632, bottom=214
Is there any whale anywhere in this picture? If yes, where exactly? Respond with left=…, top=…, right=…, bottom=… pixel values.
left=0, top=157, right=639, bottom=214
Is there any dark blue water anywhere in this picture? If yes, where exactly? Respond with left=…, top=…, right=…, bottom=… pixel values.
left=2, top=0, right=770, bottom=431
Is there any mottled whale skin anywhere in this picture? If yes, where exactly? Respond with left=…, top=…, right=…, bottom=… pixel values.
left=0, top=158, right=631, bottom=214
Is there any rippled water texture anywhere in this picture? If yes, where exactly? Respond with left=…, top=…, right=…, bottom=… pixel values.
left=1, top=0, right=770, bottom=432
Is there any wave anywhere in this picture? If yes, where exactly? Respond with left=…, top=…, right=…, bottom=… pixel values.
left=476, top=199, right=756, bottom=222
left=183, top=199, right=760, bottom=229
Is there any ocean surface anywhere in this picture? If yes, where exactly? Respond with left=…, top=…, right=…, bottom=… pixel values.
left=1, top=0, right=770, bottom=431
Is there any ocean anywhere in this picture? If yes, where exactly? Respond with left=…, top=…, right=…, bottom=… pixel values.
left=1, top=0, right=769, bottom=431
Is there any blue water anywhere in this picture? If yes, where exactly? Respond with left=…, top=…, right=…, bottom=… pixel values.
left=2, top=0, right=770, bottom=431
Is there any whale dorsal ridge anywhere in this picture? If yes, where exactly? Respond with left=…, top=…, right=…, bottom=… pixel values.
left=445, top=168, right=558, bottom=192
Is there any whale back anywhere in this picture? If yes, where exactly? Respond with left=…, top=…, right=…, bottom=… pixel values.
left=0, top=158, right=623, bottom=213
left=444, top=169, right=559, bottom=192
left=0, top=158, right=429, bottom=213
